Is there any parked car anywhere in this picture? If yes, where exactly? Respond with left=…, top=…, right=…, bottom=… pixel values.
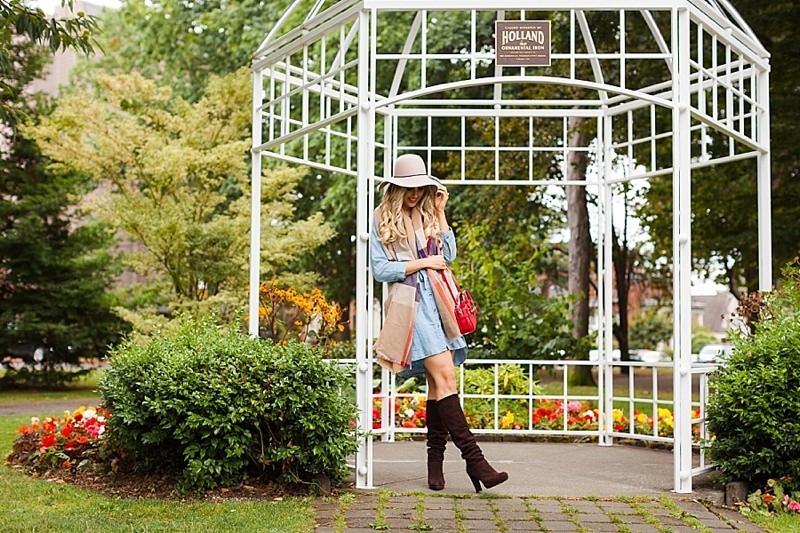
left=629, top=349, right=670, bottom=363
left=696, top=343, right=734, bottom=364
left=588, top=349, right=621, bottom=362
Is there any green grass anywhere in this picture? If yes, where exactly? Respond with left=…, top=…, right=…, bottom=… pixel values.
left=0, top=414, right=317, bottom=532
left=0, top=370, right=104, bottom=404
left=749, top=512, right=800, bottom=533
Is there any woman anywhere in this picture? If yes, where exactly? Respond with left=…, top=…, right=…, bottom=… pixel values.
left=371, top=153, right=508, bottom=493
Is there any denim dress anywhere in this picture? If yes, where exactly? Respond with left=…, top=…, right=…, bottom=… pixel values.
left=371, top=221, right=468, bottom=377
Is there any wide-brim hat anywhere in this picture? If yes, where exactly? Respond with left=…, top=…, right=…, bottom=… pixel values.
left=378, top=154, right=441, bottom=189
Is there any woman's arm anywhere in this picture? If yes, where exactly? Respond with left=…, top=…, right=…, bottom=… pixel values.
left=370, top=221, right=406, bottom=282
left=435, top=186, right=457, bottom=264
left=370, top=219, right=447, bottom=281
left=440, top=230, right=457, bottom=264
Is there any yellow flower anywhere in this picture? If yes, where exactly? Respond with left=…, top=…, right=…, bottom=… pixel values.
left=612, top=409, right=624, bottom=422
left=636, top=413, right=649, bottom=424
left=500, top=411, right=515, bottom=429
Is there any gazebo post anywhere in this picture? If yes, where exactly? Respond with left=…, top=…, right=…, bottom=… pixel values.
left=757, top=69, right=772, bottom=291
left=354, top=8, right=375, bottom=490
left=248, top=69, right=264, bottom=338
left=672, top=5, right=693, bottom=494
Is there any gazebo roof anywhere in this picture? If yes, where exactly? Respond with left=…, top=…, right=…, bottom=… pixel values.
left=256, top=0, right=768, bottom=62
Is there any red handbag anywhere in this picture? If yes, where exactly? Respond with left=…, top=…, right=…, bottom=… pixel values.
left=454, top=288, right=479, bottom=335
left=443, top=270, right=479, bottom=335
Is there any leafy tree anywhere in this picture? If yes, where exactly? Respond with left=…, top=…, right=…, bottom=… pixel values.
left=0, top=0, right=99, bottom=126
left=691, top=325, right=718, bottom=354
left=27, top=69, right=333, bottom=327
left=0, top=22, right=123, bottom=386
left=0, top=133, right=124, bottom=381
left=729, top=0, right=800, bottom=283
left=456, top=220, right=588, bottom=362
left=641, top=2, right=800, bottom=294
left=629, top=310, right=672, bottom=351
left=80, top=0, right=294, bottom=101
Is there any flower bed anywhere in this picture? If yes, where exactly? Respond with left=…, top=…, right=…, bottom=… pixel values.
left=372, top=395, right=701, bottom=440
left=743, top=478, right=800, bottom=518
left=6, top=406, right=109, bottom=472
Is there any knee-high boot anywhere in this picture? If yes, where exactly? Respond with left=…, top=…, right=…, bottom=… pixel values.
left=436, top=394, right=508, bottom=493
left=425, top=399, right=447, bottom=490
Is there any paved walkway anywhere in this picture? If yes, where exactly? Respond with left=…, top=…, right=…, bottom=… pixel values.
left=313, top=441, right=766, bottom=532
left=2, top=398, right=766, bottom=532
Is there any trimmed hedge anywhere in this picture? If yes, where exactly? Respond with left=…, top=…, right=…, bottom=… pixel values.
left=706, top=265, right=800, bottom=491
left=99, top=319, right=358, bottom=491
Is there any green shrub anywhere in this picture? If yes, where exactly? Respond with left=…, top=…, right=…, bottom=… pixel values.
left=98, top=318, right=359, bottom=492
left=706, top=264, right=800, bottom=491
left=461, top=364, right=541, bottom=429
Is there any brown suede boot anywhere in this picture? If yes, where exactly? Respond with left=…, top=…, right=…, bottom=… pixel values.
left=436, top=394, right=508, bottom=493
left=425, top=399, right=447, bottom=490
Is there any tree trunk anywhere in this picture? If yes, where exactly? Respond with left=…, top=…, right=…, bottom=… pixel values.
left=566, top=115, right=595, bottom=387
left=612, top=226, right=631, bottom=375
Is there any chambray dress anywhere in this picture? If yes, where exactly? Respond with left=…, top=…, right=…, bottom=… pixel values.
left=371, top=220, right=468, bottom=377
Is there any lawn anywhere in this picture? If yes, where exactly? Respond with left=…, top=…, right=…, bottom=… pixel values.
left=0, top=413, right=317, bottom=532
left=0, top=370, right=103, bottom=404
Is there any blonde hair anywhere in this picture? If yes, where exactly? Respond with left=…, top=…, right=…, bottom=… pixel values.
left=377, top=185, right=439, bottom=244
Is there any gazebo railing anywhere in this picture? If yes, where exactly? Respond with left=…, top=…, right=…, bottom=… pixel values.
left=336, top=358, right=713, bottom=453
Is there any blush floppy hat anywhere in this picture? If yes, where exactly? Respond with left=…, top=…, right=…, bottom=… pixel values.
left=379, top=154, right=442, bottom=189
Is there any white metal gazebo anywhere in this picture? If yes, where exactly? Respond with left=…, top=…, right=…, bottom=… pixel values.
left=248, top=0, right=771, bottom=494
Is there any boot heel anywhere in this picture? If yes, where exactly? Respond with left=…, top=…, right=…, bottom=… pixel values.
left=469, top=474, right=482, bottom=493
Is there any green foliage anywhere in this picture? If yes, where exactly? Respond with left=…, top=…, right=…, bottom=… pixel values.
left=455, top=221, right=588, bottom=360
left=706, top=263, right=800, bottom=491
left=27, top=69, right=333, bottom=325
left=630, top=310, right=672, bottom=350
left=27, top=69, right=252, bottom=303
left=732, top=1, right=800, bottom=278
left=461, top=364, right=541, bottom=429
left=83, top=0, right=294, bottom=102
left=0, top=132, right=126, bottom=383
left=742, top=478, right=800, bottom=519
left=0, top=0, right=99, bottom=126
left=98, top=318, right=359, bottom=492
left=691, top=325, right=718, bottom=354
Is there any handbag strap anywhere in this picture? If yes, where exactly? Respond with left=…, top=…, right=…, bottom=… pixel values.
left=439, top=268, right=462, bottom=302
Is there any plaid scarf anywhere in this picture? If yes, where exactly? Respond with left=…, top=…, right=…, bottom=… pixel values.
left=373, top=206, right=461, bottom=374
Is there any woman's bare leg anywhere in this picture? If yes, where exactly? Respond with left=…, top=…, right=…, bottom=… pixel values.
left=423, top=351, right=457, bottom=401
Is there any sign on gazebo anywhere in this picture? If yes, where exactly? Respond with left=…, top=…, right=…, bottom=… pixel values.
left=495, top=20, right=551, bottom=67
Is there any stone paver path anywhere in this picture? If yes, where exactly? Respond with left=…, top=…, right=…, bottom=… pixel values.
left=313, top=492, right=766, bottom=532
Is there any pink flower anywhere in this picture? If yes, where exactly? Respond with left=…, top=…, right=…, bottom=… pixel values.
left=567, top=401, right=583, bottom=413
left=786, top=496, right=800, bottom=512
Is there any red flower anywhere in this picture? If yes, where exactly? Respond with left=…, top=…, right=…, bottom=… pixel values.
left=61, top=426, right=74, bottom=438
left=764, top=494, right=775, bottom=503
left=61, top=460, right=72, bottom=469
left=40, top=434, right=56, bottom=448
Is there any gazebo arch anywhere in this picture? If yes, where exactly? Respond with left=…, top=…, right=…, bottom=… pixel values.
left=248, top=0, right=771, bottom=494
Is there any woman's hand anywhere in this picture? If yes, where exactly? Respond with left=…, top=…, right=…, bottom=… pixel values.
left=434, top=186, right=449, bottom=213
left=426, top=254, right=447, bottom=270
